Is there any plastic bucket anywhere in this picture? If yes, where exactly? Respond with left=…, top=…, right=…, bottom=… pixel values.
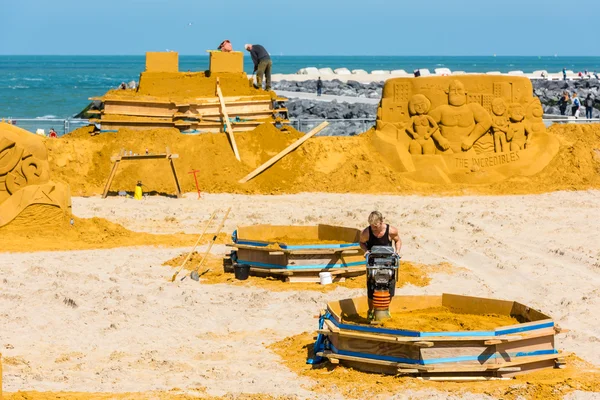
left=234, top=263, right=250, bottom=280
left=319, top=272, right=332, bottom=285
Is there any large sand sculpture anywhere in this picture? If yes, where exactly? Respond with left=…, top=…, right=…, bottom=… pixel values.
left=373, top=76, right=560, bottom=183
left=0, top=122, right=71, bottom=228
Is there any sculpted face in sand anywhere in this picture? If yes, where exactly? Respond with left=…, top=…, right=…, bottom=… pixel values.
left=428, top=80, right=492, bottom=152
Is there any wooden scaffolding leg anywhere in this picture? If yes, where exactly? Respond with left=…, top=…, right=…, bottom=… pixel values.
left=169, top=158, right=182, bottom=198
left=102, top=160, right=120, bottom=198
left=216, top=78, right=241, bottom=161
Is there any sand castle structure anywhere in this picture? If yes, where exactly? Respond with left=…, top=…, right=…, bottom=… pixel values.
left=0, top=122, right=71, bottom=229
left=373, top=75, right=560, bottom=184
left=88, top=51, right=289, bottom=134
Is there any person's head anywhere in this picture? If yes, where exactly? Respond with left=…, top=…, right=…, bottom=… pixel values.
left=509, top=103, right=524, bottom=122
left=587, top=94, right=592, bottom=98
left=244, top=44, right=252, bottom=51
left=573, top=92, right=578, bottom=97
left=368, top=211, right=384, bottom=230
left=491, top=98, right=507, bottom=116
left=408, top=94, right=431, bottom=115
left=446, top=80, right=466, bottom=106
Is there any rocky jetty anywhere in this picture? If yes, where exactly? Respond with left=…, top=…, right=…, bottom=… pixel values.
left=275, top=79, right=600, bottom=119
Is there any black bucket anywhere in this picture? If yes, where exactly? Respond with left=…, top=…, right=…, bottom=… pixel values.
left=234, top=263, right=250, bottom=280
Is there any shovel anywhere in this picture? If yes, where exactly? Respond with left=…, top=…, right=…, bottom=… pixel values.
left=170, top=209, right=218, bottom=282
left=189, top=207, right=231, bottom=281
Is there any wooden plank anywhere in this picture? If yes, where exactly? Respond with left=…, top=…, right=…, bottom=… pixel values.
left=238, top=121, right=329, bottom=183
left=286, top=275, right=345, bottom=283
left=317, top=350, right=432, bottom=371
left=216, top=78, right=241, bottom=161
left=102, top=160, right=120, bottom=198
left=417, top=376, right=510, bottom=382
left=228, top=243, right=361, bottom=255
left=169, top=158, right=182, bottom=198
left=486, top=353, right=565, bottom=370
left=248, top=267, right=293, bottom=276
left=324, top=319, right=340, bottom=333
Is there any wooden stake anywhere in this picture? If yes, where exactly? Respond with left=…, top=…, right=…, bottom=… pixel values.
left=216, top=78, right=241, bottom=161
left=102, top=159, right=121, bottom=198
left=238, top=121, right=329, bottom=183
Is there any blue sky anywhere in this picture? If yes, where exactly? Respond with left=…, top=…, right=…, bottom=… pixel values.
left=1, top=0, right=598, bottom=56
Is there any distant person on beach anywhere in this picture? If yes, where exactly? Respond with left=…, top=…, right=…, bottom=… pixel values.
left=218, top=40, right=232, bottom=52
left=119, top=82, right=127, bottom=90
left=48, top=128, right=57, bottom=138
left=562, top=67, right=567, bottom=80
left=585, top=94, right=594, bottom=119
left=245, top=44, right=272, bottom=91
left=558, top=91, right=570, bottom=116
left=594, top=71, right=599, bottom=79
left=317, top=77, right=323, bottom=96
left=572, top=92, right=581, bottom=118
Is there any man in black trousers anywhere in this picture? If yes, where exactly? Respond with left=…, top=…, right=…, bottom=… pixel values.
left=245, top=44, right=272, bottom=91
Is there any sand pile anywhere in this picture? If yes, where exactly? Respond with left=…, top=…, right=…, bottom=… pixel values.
left=47, top=122, right=600, bottom=196
left=163, top=251, right=459, bottom=292
left=344, top=306, right=519, bottom=331
left=270, top=334, right=600, bottom=400
left=0, top=214, right=197, bottom=252
left=103, top=72, right=267, bottom=102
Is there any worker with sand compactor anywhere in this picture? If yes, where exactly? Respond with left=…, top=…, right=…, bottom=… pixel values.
left=360, top=211, right=402, bottom=321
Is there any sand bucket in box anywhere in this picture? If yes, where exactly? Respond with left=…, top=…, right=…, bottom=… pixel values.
left=319, top=272, right=333, bottom=285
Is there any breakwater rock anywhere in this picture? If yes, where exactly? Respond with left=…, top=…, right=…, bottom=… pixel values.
left=276, top=79, right=600, bottom=118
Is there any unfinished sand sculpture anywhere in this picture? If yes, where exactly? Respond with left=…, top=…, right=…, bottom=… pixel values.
left=227, top=224, right=366, bottom=283
left=313, top=293, right=565, bottom=379
left=0, top=122, right=71, bottom=228
left=89, top=51, right=289, bottom=134
left=373, top=76, right=559, bottom=183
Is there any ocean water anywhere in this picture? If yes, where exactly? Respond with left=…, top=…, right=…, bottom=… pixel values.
left=3, top=55, right=600, bottom=119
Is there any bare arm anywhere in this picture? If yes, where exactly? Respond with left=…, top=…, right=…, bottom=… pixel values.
left=389, top=226, right=402, bottom=254
left=359, top=228, right=370, bottom=255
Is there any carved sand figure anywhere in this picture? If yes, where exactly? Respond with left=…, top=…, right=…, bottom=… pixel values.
left=491, top=98, right=510, bottom=153
left=506, top=103, right=527, bottom=150
left=428, top=80, right=492, bottom=153
left=524, top=98, right=545, bottom=146
left=405, top=94, right=446, bottom=154
left=0, top=122, right=71, bottom=228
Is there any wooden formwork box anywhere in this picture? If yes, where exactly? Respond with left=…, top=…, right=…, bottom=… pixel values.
left=317, top=294, right=564, bottom=379
left=228, top=224, right=367, bottom=283
left=90, top=95, right=289, bottom=133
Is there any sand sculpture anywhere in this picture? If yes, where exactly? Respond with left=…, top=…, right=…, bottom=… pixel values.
left=0, top=122, right=71, bottom=228
left=89, top=51, right=289, bottom=134
left=373, top=76, right=560, bottom=183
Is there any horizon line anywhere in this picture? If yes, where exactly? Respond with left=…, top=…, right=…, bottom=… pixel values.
left=1, top=54, right=600, bottom=57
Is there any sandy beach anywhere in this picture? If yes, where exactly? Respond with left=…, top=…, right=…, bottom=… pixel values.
left=1, top=191, right=599, bottom=399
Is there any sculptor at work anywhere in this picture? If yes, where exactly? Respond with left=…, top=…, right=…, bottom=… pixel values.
left=245, top=44, right=272, bottom=91
left=359, top=211, right=402, bottom=316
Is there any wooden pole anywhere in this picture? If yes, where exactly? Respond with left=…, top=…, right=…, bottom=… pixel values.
left=238, top=121, right=328, bottom=183
left=216, top=78, right=241, bottom=161
left=102, top=159, right=120, bottom=198
left=170, top=210, right=218, bottom=282
left=189, top=207, right=231, bottom=281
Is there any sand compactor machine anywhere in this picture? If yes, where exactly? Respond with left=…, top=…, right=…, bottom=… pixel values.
left=366, top=245, right=400, bottom=322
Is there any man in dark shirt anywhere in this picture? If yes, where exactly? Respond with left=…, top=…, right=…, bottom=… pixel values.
left=245, top=44, right=272, bottom=91
left=359, top=211, right=402, bottom=256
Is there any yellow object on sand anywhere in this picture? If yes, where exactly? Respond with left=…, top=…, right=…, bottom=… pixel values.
left=134, top=185, right=143, bottom=200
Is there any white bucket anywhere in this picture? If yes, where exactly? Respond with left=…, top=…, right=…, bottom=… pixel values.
left=319, top=272, right=332, bottom=285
